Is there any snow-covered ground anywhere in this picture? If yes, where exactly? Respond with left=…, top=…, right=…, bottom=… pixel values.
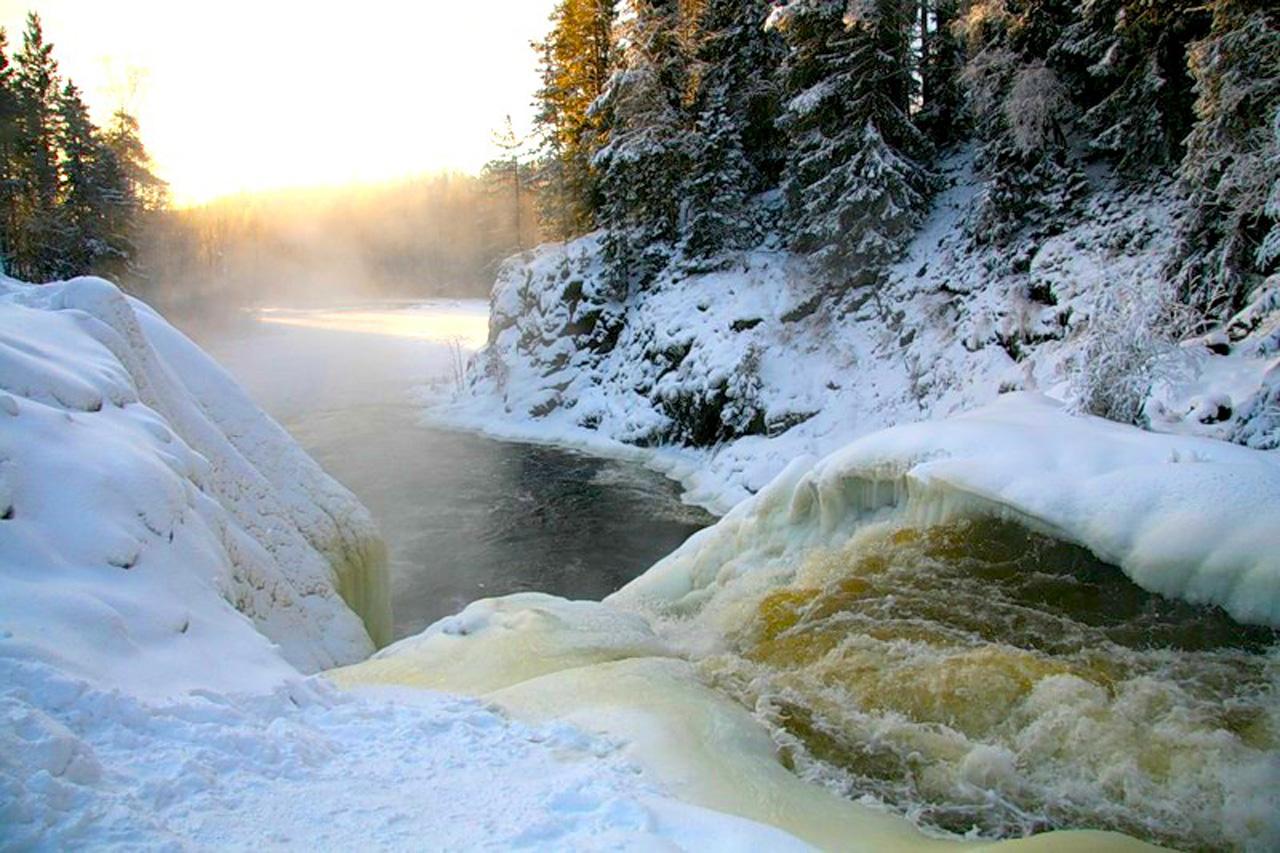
left=441, top=153, right=1280, bottom=515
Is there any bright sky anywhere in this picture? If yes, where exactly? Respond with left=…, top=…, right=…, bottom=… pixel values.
left=0, top=1, right=558, bottom=205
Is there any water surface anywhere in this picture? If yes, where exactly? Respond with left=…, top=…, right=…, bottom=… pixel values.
left=194, top=301, right=712, bottom=639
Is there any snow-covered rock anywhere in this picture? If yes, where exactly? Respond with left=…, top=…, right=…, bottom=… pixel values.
left=0, top=275, right=390, bottom=694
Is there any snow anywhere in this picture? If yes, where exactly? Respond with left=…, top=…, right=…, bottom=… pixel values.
left=441, top=150, right=1280, bottom=519
left=0, top=276, right=388, bottom=692
left=0, top=276, right=822, bottom=849
left=1, top=654, right=809, bottom=851
left=611, top=393, right=1280, bottom=628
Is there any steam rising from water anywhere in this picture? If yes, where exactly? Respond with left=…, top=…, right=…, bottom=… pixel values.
left=694, top=520, right=1278, bottom=850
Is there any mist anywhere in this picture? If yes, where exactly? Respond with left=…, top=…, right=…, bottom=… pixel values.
left=131, top=170, right=538, bottom=323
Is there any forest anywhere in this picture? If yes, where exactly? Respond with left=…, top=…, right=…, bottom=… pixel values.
left=528, top=0, right=1279, bottom=322
left=0, top=13, right=536, bottom=310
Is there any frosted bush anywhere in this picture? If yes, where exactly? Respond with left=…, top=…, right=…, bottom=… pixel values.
left=1072, top=280, right=1192, bottom=425
left=1004, top=64, right=1071, bottom=156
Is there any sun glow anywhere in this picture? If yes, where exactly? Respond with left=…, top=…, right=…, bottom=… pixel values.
left=0, top=0, right=557, bottom=205
left=257, top=307, right=490, bottom=348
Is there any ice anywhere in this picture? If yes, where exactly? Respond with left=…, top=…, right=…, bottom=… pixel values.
left=613, top=394, right=1280, bottom=628
left=338, top=592, right=1164, bottom=852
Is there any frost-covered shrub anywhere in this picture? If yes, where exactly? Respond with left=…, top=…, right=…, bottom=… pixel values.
left=1072, top=281, right=1191, bottom=424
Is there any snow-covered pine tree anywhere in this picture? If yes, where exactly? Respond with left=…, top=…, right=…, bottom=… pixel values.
left=683, top=0, right=785, bottom=261
left=1056, top=0, right=1208, bottom=174
left=917, top=0, right=966, bottom=147
left=684, top=89, right=753, bottom=261
left=958, top=1, right=1085, bottom=247
left=594, top=0, right=695, bottom=293
left=1171, top=0, right=1280, bottom=318
left=770, top=0, right=934, bottom=287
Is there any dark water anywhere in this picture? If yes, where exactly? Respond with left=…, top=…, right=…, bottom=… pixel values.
left=195, top=303, right=713, bottom=640
left=289, top=403, right=712, bottom=638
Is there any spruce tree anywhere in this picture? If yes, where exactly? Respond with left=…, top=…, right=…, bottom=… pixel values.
left=1171, top=0, right=1280, bottom=317
left=12, top=13, right=64, bottom=280
left=918, top=0, right=966, bottom=147
left=594, top=0, right=693, bottom=291
left=683, top=0, right=785, bottom=260
left=56, top=82, right=114, bottom=276
left=958, top=1, right=1085, bottom=246
left=0, top=29, right=20, bottom=273
left=1057, top=0, right=1209, bottom=173
left=770, top=0, right=934, bottom=286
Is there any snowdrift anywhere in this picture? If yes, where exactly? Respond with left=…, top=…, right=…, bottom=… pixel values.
left=612, top=394, right=1280, bottom=629
left=0, top=275, right=391, bottom=693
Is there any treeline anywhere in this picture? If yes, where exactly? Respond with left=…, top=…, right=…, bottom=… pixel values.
left=530, top=0, right=1280, bottom=319
left=137, top=171, right=539, bottom=313
left=0, top=13, right=165, bottom=283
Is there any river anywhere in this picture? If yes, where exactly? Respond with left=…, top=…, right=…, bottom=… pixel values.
left=191, top=300, right=713, bottom=640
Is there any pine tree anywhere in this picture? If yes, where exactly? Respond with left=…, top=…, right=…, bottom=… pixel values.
left=532, top=0, right=616, bottom=240
left=1171, top=0, right=1280, bottom=317
left=917, top=0, right=966, bottom=147
left=0, top=29, right=21, bottom=274
left=958, top=0, right=1085, bottom=246
left=684, top=88, right=754, bottom=259
left=1056, top=0, right=1209, bottom=173
left=770, top=0, right=934, bottom=285
left=56, top=82, right=114, bottom=275
left=11, top=13, right=65, bottom=280
left=594, top=0, right=695, bottom=291
left=683, top=0, right=785, bottom=259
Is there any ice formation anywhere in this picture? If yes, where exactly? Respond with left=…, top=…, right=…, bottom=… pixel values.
left=0, top=275, right=390, bottom=692
left=612, top=394, right=1280, bottom=629
left=334, top=594, right=1164, bottom=851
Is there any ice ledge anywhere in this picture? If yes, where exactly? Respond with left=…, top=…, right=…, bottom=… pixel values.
left=614, top=394, right=1280, bottom=628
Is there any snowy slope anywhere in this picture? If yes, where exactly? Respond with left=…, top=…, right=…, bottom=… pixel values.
left=443, top=152, right=1280, bottom=514
left=0, top=276, right=392, bottom=691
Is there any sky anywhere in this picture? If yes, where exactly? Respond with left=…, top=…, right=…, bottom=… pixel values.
left=0, top=1, right=559, bottom=205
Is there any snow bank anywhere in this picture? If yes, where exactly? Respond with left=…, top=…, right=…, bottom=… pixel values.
left=0, top=276, right=390, bottom=694
left=2, top=653, right=814, bottom=851
left=613, top=394, right=1280, bottom=629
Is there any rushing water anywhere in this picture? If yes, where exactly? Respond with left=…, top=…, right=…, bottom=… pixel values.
left=194, top=301, right=712, bottom=639
left=691, top=519, right=1279, bottom=850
